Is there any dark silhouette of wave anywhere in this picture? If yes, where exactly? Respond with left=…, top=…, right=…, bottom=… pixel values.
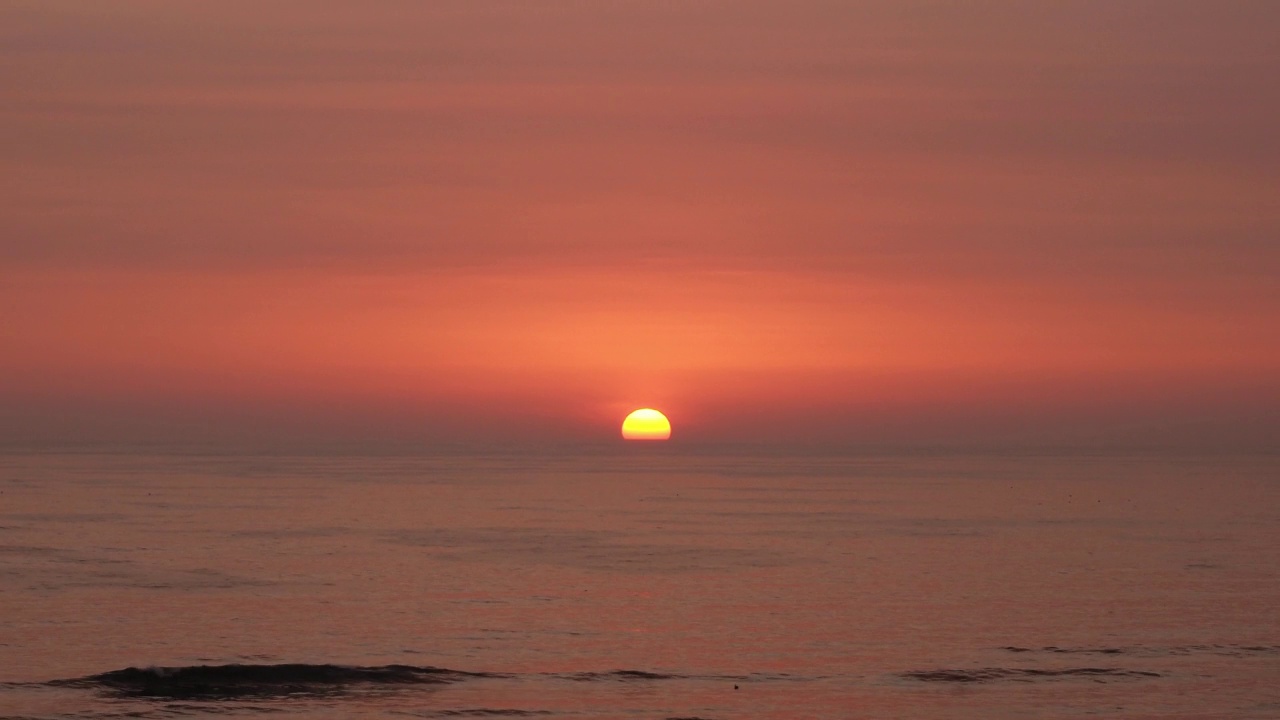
left=902, top=667, right=1161, bottom=683
left=563, top=669, right=682, bottom=681
left=53, top=663, right=504, bottom=698
left=1002, top=645, right=1124, bottom=655
left=33, top=663, right=815, bottom=702
left=430, top=711, right=553, bottom=717
left=556, top=669, right=804, bottom=683
left=1001, top=643, right=1280, bottom=657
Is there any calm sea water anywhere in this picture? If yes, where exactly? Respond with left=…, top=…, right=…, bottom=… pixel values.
left=1, top=450, right=1277, bottom=719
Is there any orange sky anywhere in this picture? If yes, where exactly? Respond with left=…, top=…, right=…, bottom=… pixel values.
left=2, top=2, right=1277, bottom=450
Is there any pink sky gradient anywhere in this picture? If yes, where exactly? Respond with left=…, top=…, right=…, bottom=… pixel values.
left=2, top=2, right=1277, bottom=450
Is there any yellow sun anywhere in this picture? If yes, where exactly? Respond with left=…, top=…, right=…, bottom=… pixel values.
left=621, top=408, right=671, bottom=441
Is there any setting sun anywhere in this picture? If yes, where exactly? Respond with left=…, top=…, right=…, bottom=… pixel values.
left=621, top=408, right=671, bottom=441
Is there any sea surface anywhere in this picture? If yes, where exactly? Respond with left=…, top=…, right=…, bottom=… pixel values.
left=0, top=449, right=1277, bottom=719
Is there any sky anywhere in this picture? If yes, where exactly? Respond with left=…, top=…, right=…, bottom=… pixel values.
left=2, top=1, right=1278, bottom=451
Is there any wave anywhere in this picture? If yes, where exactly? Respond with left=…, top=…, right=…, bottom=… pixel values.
left=1002, top=645, right=1124, bottom=655
left=30, top=664, right=833, bottom=701
left=1001, top=644, right=1280, bottom=657
left=555, top=669, right=811, bottom=684
left=52, top=663, right=504, bottom=699
left=902, top=667, right=1161, bottom=683
left=409, top=707, right=550, bottom=712
left=562, top=670, right=683, bottom=681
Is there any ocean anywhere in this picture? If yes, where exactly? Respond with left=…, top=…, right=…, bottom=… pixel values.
left=1, top=450, right=1277, bottom=719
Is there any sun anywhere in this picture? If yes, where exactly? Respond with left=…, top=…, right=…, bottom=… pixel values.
left=621, top=408, right=671, bottom=441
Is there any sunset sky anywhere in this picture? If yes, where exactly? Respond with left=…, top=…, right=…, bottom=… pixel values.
left=3, top=1, right=1277, bottom=450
